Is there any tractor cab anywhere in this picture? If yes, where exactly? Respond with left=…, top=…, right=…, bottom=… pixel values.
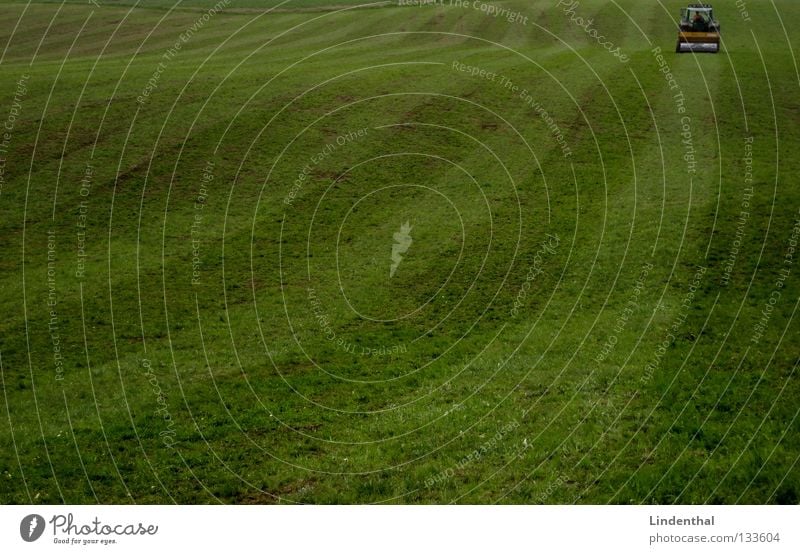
left=680, top=6, right=719, bottom=33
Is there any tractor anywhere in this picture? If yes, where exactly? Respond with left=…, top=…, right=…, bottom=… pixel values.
left=676, top=3, right=720, bottom=53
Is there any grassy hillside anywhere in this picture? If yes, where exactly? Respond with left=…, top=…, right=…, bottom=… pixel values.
left=0, top=0, right=798, bottom=504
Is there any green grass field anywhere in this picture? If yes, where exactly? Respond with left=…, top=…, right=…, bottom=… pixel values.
left=0, top=0, right=798, bottom=504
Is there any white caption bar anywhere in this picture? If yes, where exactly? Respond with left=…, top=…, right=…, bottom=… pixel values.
left=2, top=505, right=798, bottom=553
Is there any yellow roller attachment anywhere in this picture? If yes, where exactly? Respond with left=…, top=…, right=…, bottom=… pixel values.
left=676, top=31, right=720, bottom=53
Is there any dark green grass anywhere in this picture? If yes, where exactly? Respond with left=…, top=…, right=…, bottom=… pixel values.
left=2, top=0, right=375, bottom=10
left=0, top=0, right=798, bottom=504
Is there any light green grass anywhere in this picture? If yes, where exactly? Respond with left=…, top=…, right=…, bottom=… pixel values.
left=0, top=0, right=798, bottom=504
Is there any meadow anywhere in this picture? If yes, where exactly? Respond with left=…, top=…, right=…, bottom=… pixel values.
left=0, top=0, right=798, bottom=504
